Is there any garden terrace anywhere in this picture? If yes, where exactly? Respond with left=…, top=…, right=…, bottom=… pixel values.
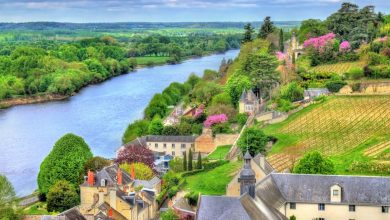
left=308, top=61, right=364, bottom=75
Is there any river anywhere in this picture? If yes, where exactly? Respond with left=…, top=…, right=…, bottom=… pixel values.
left=0, top=50, right=239, bottom=196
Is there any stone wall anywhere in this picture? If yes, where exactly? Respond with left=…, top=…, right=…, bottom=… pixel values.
left=339, top=82, right=390, bottom=94
left=214, top=134, right=239, bottom=147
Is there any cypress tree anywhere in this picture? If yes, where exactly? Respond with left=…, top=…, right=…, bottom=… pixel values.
left=188, top=149, right=193, bottom=171
left=279, top=29, right=285, bottom=52
left=242, top=23, right=254, bottom=43
left=183, top=151, right=187, bottom=171
left=196, top=152, right=202, bottom=169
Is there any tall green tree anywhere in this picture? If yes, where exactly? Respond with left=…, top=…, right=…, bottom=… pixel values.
left=225, top=72, right=252, bottom=106
left=188, top=149, right=193, bottom=171
left=197, top=152, right=202, bottom=169
left=258, top=16, right=275, bottom=39
left=148, top=116, right=164, bottom=135
left=279, top=29, right=285, bottom=52
left=243, top=23, right=255, bottom=43
left=47, top=180, right=79, bottom=212
left=38, top=133, right=93, bottom=195
left=298, top=19, right=328, bottom=43
left=0, top=175, right=18, bottom=219
left=183, top=151, right=187, bottom=171
left=237, top=128, right=268, bottom=156
left=293, top=152, right=335, bottom=174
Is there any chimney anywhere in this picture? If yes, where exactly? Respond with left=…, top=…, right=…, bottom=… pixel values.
left=108, top=208, right=113, bottom=218
left=131, top=164, right=135, bottom=180
left=87, top=170, right=95, bottom=186
left=117, top=168, right=123, bottom=185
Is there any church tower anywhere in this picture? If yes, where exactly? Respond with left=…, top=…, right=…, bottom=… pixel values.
left=238, top=150, right=256, bottom=198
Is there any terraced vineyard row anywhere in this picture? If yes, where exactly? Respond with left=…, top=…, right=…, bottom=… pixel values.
left=364, top=140, right=390, bottom=157
left=265, top=96, right=390, bottom=172
left=309, top=61, right=364, bottom=75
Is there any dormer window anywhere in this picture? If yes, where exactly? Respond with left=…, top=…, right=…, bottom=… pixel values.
left=330, top=184, right=342, bottom=203
left=333, top=189, right=339, bottom=196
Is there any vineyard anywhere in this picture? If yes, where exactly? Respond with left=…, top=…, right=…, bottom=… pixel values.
left=309, top=61, right=364, bottom=75
left=264, top=95, right=390, bottom=174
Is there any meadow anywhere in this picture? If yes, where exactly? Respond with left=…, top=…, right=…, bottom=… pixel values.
left=264, top=95, right=390, bottom=174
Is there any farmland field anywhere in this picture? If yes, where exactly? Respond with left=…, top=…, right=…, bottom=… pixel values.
left=309, top=61, right=364, bottom=75
left=264, top=95, right=390, bottom=174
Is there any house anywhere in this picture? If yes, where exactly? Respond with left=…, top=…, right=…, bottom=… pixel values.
left=197, top=151, right=390, bottom=220
left=154, top=154, right=173, bottom=174
left=303, top=88, right=330, bottom=101
left=78, top=164, right=161, bottom=220
left=239, top=89, right=259, bottom=114
left=288, top=32, right=304, bottom=60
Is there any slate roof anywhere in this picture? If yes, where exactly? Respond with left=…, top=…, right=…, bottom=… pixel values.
left=197, top=196, right=251, bottom=220
left=252, top=153, right=275, bottom=175
left=257, top=173, right=390, bottom=206
left=304, top=88, right=330, bottom=97
left=57, top=207, right=86, bottom=220
left=240, top=194, right=288, bottom=220
left=134, top=176, right=161, bottom=189
left=240, top=89, right=258, bottom=102
left=81, top=164, right=133, bottom=187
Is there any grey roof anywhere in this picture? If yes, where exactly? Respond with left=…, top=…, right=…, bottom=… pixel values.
left=256, top=173, right=390, bottom=207
left=134, top=176, right=161, bottom=189
left=304, top=88, right=330, bottom=97
left=240, top=89, right=258, bottom=102
left=145, top=135, right=197, bottom=143
left=81, top=164, right=133, bottom=187
left=244, top=151, right=252, bottom=160
left=197, top=196, right=251, bottom=220
left=123, top=136, right=147, bottom=148
left=240, top=194, right=288, bottom=220
left=57, top=207, right=86, bottom=220
left=173, top=197, right=195, bottom=213
left=252, top=154, right=275, bottom=175
left=240, top=89, right=248, bottom=101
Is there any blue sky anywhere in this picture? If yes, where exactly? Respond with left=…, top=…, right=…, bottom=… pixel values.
left=0, top=0, right=389, bottom=22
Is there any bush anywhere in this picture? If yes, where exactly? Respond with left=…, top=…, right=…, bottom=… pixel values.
left=120, top=162, right=154, bottom=180
left=276, top=98, right=294, bottom=112
left=161, top=209, right=179, bottom=220
left=148, top=116, right=164, bottom=135
left=47, top=180, right=79, bottom=212
left=237, top=127, right=268, bottom=156
left=346, top=67, right=364, bottom=80
left=325, top=80, right=347, bottom=93
left=122, top=119, right=150, bottom=144
left=293, top=151, right=335, bottom=174
left=202, top=160, right=229, bottom=170
left=351, top=83, right=361, bottom=92
left=38, top=133, right=93, bottom=195
left=168, top=186, right=179, bottom=199
left=280, top=82, right=304, bottom=102
left=185, top=191, right=199, bottom=206
left=211, top=122, right=232, bottom=135
left=236, top=113, right=249, bottom=127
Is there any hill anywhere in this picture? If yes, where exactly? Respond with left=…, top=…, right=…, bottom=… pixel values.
left=263, top=95, right=390, bottom=175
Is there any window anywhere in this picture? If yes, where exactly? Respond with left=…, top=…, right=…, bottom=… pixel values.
left=289, top=203, right=296, bottom=209
left=382, top=206, right=389, bottom=213
left=318, top=218, right=325, bottom=220
left=181, top=143, right=186, bottom=149
left=172, top=151, right=175, bottom=156
left=172, top=143, right=175, bottom=148
left=349, top=205, right=355, bottom=212
left=154, top=143, right=158, bottom=148
left=318, top=203, right=325, bottom=211
left=333, top=189, right=339, bottom=196
left=163, top=143, right=167, bottom=148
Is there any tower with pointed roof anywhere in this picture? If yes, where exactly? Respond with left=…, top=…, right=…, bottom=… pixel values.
left=238, top=151, right=256, bottom=198
left=239, top=89, right=259, bottom=114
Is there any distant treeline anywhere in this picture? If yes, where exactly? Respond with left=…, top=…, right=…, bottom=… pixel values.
left=0, top=21, right=301, bottom=31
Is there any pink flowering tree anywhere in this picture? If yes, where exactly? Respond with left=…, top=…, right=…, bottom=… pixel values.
left=194, top=104, right=205, bottom=119
left=339, top=41, right=351, bottom=52
left=276, top=51, right=286, bottom=61
left=303, top=33, right=336, bottom=52
left=204, top=114, right=228, bottom=127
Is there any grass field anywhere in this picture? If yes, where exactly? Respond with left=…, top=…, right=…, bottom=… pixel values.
left=20, top=202, right=50, bottom=215
left=309, top=61, right=364, bottom=75
left=264, top=95, right=390, bottom=174
left=184, top=161, right=241, bottom=195
left=207, top=145, right=232, bottom=160
left=135, top=56, right=171, bottom=66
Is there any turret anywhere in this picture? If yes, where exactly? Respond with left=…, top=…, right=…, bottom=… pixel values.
left=238, top=151, right=256, bottom=198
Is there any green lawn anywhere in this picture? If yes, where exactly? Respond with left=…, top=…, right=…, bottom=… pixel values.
left=184, top=161, right=242, bottom=195
left=20, top=202, right=50, bottom=215
left=207, top=145, right=232, bottom=160
left=135, top=56, right=171, bottom=66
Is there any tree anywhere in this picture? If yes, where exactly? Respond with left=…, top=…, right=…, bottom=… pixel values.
left=225, top=72, right=252, bottom=106
left=280, top=82, right=304, bottom=102
left=298, top=19, right=328, bottom=43
left=0, top=175, right=15, bottom=208
left=237, top=128, right=268, bottom=156
left=144, top=94, right=168, bottom=119
left=197, top=152, right=202, bottom=169
left=84, top=156, right=111, bottom=173
left=116, top=145, right=155, bottom=168
left=243, top=53, right=279, bottom=98
left=47, top=180, right=79, bottom=212
left=161, top=209, right=179, bottom=220
left=162, top=126, right=180, bottom=135
left=279, top=29, right=285, bottom=52
left=148, top=116, right=164, bottom=135
left=293, top=151, right=335, bottom=174
left=122, top=119, right=150, bottom=144
left=258, top=16, right=275, bottom=39
left=183, top=151, right=187, bottom=171
left=243, top=23, right=255, bottom=43
left=120, top=162, right=154, bottom=180
left=188, top=149, right=193, bottom=171
left=38, top=133, right=93, bottom=195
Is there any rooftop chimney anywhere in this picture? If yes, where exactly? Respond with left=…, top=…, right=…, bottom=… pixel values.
left=117, top=168, right=123, bottom=185
left=131, top=164, right=135, bottom=180
left=87, top=170, right=95, bottom=186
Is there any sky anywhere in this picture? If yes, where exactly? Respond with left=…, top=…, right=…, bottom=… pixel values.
left=0, top=0, right=389, bottom=23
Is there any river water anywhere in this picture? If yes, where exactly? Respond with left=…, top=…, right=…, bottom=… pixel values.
left=0, top=50, right=239, bottom=196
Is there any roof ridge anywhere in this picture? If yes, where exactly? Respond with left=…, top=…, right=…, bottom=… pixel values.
left=271, top=173, right=390, bottom=179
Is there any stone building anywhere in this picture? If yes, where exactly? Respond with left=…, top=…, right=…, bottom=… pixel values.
left=303, top=88, right=330, bottom=101
left=239, top=89, right=259, bottom=114
left=197, top=152, right=390, bottom=220
left=288, top=32, right=304, bottom=60
left=78, top=164, right=161, bottom=220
